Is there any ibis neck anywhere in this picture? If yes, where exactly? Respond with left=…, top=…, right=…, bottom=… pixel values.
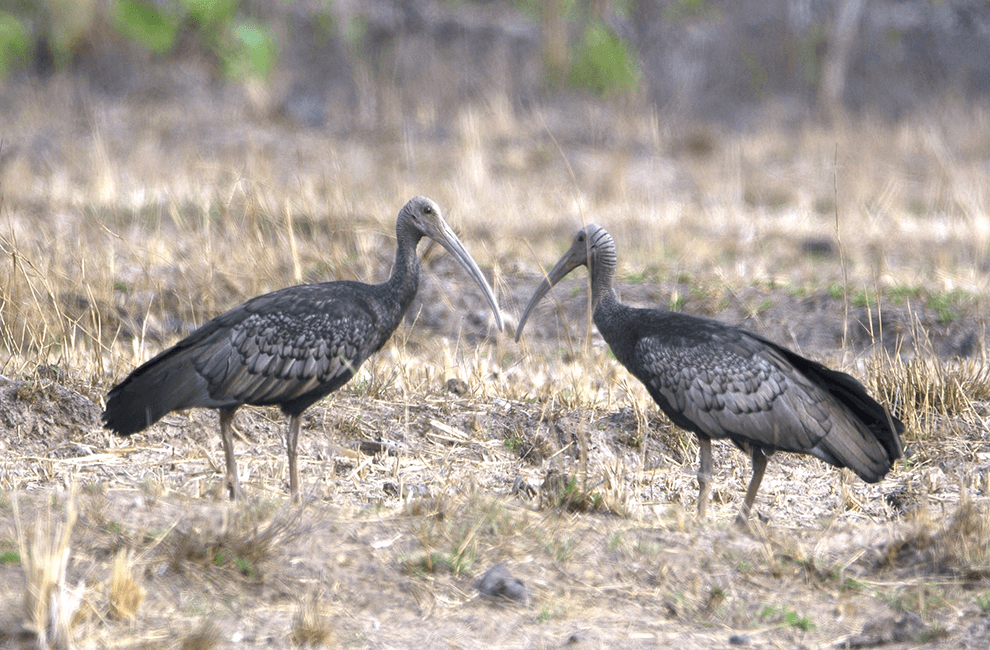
left=589, top=259, right=617, bottom=312
left=386, top=227, right=422, bottom=310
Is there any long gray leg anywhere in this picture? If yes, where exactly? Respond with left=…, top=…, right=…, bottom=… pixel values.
left=697, top=436, right=713, bottom=519
left=219, top=407, right=243, bottom=500
left=736, top=447, right=768, bottom=525
left=286, top=414, right=302, bottom=504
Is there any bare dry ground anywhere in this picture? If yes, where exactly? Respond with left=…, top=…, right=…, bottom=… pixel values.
left=2, top=78, right=990, bottom=649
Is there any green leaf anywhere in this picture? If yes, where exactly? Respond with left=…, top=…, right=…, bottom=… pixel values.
left=0, top=11, right=30, bottom=78
left=222, top=21, right=277, bottom=80
left=569, top=20, right=639, bottom=97
left=181, top=0, right=239, bottom=29
left=115, top=0, right=177, bottom=54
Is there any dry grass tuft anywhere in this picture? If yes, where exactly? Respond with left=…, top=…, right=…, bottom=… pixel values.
left=290, top=593, right=335, bottom=647
left=881, top=500, right=990, bottom=578
left=13, top=489, right=84, bottom=650
left=538, top=465, right=632, bottom=516
left=108, top=548, right=145, bottom=621
left=405, top=493, right=524, bottom=578
left=166, top=503, right=303, bottom=579
left=179, top=621, right=223, bottom=650
left=868, top=344, right=990, bottom=439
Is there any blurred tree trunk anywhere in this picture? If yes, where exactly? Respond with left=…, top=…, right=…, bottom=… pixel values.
left=820, top=0, right=865, bottom=122
left=540, top=0, right=569, bottom=87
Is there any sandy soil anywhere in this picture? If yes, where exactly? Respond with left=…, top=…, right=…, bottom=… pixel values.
left=1, top=262, right=989, bottom=649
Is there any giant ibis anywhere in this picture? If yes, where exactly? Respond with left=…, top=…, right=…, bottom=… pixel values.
left=104, top=196, right=503, bottom=502
left=515, top=224, right=903, bottom=524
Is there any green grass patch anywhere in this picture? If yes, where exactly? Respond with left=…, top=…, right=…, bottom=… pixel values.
left=0, top=551, right=20, bottom=565
left=850, top=288, right=876, bottom=308
left=887, top=285, right=921, bottom=305
left=503, top=436, right=525, bottom=453
left=404, top=550, right=475, bottom=577
left=115, top=0, right=178, bottom=54
left=568, top=20, right=640, bottom=97
left=758, top=604, right=815, bottom=631
left=0, top=10, right=30, bottom=77
left=927, top=288, right=970, bottom=325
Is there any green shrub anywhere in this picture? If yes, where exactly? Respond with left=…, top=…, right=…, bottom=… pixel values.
left=0, top=10, right=30, bottom=78
left=222, top=20, right=277, bottom=80
left=114, top=0, right=178, bottom=54
left=568, top=20, right=639, bottom=97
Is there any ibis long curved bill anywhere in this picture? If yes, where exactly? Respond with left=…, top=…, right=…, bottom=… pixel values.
left=427, top=217, right=504, bottom=332
left=515, top=227, right=598, bottom=342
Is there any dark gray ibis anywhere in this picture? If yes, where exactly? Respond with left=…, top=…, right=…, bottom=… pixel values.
left=515, top=224, right=903, bottom=524
left=103, top=196, right=503, bottom=502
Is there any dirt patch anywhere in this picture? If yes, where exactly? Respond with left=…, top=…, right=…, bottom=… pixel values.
left=1, top=298, right=989, bottom=649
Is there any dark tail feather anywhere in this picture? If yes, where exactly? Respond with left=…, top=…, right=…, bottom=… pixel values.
left=103, top=351, right=213, bottom=435
left=769, top=343, right=905, bottom=465
left=802, top=362, right=903, bottom=460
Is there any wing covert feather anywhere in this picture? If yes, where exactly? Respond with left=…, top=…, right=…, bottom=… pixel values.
left=634, top=328, right=836, bottom=453
left=186, top=284, right=388, bottom=406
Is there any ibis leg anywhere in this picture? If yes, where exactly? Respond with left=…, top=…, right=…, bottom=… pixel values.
left=697, top=436, right=713, bottom=519
left=286, top=414, right=302, bottom=504
left=736, top=447, right=768, bottom=525
left=219, top=407, right=243, bottom=500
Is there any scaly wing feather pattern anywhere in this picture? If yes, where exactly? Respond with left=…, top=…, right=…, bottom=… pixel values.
left=632, top=322, right=897, bottom=482
left=188, top=282, right=388, bottom=413
left=755, top=335, right=905, bottom=464
left=103, top=282, right=394, bottom=435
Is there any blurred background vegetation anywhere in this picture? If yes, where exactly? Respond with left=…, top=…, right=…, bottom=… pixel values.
left=2, top=0, right=985, bottom=126
left=1, top=0, right=989, bottom=367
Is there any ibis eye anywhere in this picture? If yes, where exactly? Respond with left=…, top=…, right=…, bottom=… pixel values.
left=424, top=205, right=434, bottom=215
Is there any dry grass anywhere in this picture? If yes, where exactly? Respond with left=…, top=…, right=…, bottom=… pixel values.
left=1, top=78, right=989, bottom=647
left=3, top=87, right=990, bottom=379
left=109, top=548, right=146, bottom=621
left=289, top=593, right=335, bottom=647
left=164, top=502, right=303, bottom=580
left=881, top=499, right=990, bottom=579
left=13, top=488, right=83, bottom=650
left=870, top=345, right=990, bottom=434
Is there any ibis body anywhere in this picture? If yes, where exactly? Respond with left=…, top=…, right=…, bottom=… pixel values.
left=104, top=196, right=503, bottom=502
left=516, top=224, right=903, bottom=524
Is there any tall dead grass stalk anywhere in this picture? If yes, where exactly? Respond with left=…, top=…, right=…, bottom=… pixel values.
left=109, top=548, right=145, bottom=621
left=868, top=331, right=990, bottom=439
left=13, top=487, right=83, bottom=650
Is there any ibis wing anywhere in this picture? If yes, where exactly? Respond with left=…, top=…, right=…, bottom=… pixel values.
left=634, top=329, right=838, bottom=453
left=188, top=284, right=383, bottom=406
left=631, top=324, right=897, bottom=480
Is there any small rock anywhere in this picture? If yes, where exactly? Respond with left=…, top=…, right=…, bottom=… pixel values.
left=445, top=377, right=468, bottom=395
left=359, top=439, right=396, bottom=456
left=476, top=563, right=529, bottom=605
left=511, top=476, right=538, bottom=498
left=728, top=633, right=750, bottom=645
left=800, top=237, right=836, bottom=258
left=840, top=612, right=929, bottom=648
